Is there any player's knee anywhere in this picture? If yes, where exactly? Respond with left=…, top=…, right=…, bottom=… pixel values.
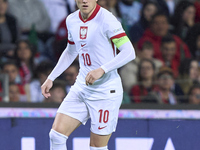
left=49, top=129, right=68, bottom=144
left=90, top=146, right=108, bottom=150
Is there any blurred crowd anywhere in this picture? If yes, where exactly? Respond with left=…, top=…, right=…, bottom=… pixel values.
left=0, top=0, right=200, bottom=105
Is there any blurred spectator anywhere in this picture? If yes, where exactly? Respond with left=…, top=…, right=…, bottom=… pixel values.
left=9, top=83, right=20, bottom=102
left=9, top=83, right=26, bottom=102
left=97, top=0, right=109, bottom=10
left=0, top=0, right=18, bottom=57
left=139, top=41, right=163, bottom=72
left=0, top=82, right=2, bottom=101
left=107, top=0, right=122, bottom=21
left=29, top=61, right=54, bottom=103
left=185, top=23, right=200, bottom=58
left=118, top=0, right=142, bottom=36
left=39, top=0, right=75, bottom=34
left=171, top=0, right=196, bottom=40
left=54, top=18, right=68, bottom=60
left=1, top=61, right=22, bottom=84
left=14, top=40, right=36, bottom=84
left=129, top=59, right=157, bottom=103
left=7, top=0, right=50, bottom=36
left=154, top=0, right=178, bottom=17
left=130, top=1, right=158, bottom=43
left=120, top=41, right=162, bottom=93
left=53, top=3, right=77, bottom=61
left=160, top=35, right=179, bottom=77
left=122, top=92, right=131, bottom=104
left=44, top=82, right=66, bottom=103
left=1, top=61, right=27, bottom=98
left=146, top=67, right=178, bottom=104
left=188, top=84, right=200, bottom=104
left=196, top=33, right=200, bottom=62
left=62, top=61, right=79, bottom=94
left=194, top=0, right=200, bottom=23
left=179, top=58, right=200, bottom=94
left=7, top=0, right=54, bottom=60
left=138, top=12, right=191, bottom=63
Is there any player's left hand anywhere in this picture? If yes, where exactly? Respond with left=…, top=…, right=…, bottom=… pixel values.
left=85, top=67, right=105, bottom=86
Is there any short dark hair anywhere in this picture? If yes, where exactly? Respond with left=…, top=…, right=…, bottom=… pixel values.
left=69, top=60, right=79, bottom=72
left=150, top=12, right=169, bottom=24
left=188, top=84, right=200, bottom=95
left=141, top=41, right=153, bottom=50
left=50, top=80, right=66, bottom=94
left=1, top=61, right=18, bottom=70
left=157, top=67, right=174, bottom=78
left=161, top=35, right=175, bottom=45
left=34, top=61, right=54, bottom=78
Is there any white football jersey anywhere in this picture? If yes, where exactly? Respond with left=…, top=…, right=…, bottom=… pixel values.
left=66, top=5, right=126, bottom=100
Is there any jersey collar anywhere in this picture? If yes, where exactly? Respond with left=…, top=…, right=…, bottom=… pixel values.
left=79, top=4, right=100, bottom=23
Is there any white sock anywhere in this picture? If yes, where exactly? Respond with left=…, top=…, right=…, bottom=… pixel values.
left=49, top=129, right=68, bottom=150
left=90, top=146, right=108, bottom=150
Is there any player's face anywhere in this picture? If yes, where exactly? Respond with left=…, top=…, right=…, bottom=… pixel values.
left=75, top=0, right=98, bottom=19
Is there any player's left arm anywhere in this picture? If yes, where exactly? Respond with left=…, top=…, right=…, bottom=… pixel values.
left=101, top=34, right=136, bottom=73
left=85, top=13, right=136, bottom=85
left=85, top=34, right=135, bottom=85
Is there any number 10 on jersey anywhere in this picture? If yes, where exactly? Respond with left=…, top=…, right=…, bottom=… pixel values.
left=82, top=53, right=91, bottom=66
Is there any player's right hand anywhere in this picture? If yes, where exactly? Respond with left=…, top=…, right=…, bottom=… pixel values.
left=41, top=79, right=53, bottom=98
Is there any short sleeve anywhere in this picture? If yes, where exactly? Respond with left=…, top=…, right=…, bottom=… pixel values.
left=66, top=16, right=75, bottom=44
left=103, top=12, right=125, bottom=39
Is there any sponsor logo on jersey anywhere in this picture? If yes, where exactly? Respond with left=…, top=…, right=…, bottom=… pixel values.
left=81, top=43, right=86, bottom=47
left=98, top=126, right=107, bottom=130
left=80, top=26, right=88, bottom=39
left=113, top=27, right=122, bottom=33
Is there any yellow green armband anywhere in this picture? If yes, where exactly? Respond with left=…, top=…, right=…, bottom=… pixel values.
left=111, top=33, right=130, bottom=48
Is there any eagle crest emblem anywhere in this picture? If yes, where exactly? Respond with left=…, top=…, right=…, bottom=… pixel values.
left=80, top=26, right=88, bottom=39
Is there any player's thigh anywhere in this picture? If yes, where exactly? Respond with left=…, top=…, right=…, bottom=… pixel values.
left=52, top=87, right=89, bottom=136
left=87, top=94, right=123, bottom=136
left=52, top=113, right=82, bottom=137
left=90, top=132, right=112, bottom=147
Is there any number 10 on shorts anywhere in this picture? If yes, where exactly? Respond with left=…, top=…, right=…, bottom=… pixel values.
left=99, top=109, right=109, bottom=123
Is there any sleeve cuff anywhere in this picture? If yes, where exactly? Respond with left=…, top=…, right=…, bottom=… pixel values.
left=100, top=65, right=108, bottom=74
left=47, top=76, right=55, bottom=82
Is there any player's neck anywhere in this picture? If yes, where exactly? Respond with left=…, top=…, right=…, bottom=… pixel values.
left=81, top=4, right=97, bottom=20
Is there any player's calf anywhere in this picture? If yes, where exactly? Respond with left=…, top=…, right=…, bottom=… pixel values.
left=90, top=146, right=108, bottom=150
left=49, top=129, right=68, bottom=150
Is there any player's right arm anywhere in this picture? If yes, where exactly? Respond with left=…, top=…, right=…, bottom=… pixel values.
left=41, top=42, right=78, bottom=98
left=41, top=16, right=77, bottom=98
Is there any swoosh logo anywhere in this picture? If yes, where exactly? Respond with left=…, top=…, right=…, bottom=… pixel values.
left=81, top=44, right=86, bottom=47
left=98, top=126, right=107, bottom=130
